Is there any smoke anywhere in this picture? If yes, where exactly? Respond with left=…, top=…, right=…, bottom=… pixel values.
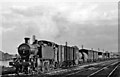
left=2, top=2, right=118, bottom=53
left=24, top=10, right=60, bottom=40
left=23, top=3, right=117, bottom=46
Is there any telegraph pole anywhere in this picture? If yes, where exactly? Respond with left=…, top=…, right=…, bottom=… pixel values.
left=65, top=42, right=67, bottom=67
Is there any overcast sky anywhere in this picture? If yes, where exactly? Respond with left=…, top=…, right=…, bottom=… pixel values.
left=0, top=0, right=118, bottom=54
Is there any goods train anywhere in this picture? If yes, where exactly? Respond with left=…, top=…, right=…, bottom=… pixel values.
left=9, top=35, right=117, bottom=74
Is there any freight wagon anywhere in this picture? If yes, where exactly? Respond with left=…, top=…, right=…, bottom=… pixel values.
left=93, top=50, right=98, bottom=61
left=98, top=51, right=103, bottom=61
left=58, top=45, right=79, bottom=67
left=104, top=51, right=110, bottom=60
left=79, top=49, right=94, bottom=62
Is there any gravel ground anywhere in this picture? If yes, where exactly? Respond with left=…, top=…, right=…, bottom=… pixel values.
left=1, top=59, right=119, bottom=77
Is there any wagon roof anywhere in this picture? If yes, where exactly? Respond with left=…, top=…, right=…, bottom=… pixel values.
left=38, top=40, right=55, bottom=45
left=38, top=40, right=59, bottom=47
left=79, top=49, right=90, bottom=51
left=98, top=51, right=103, bottom=53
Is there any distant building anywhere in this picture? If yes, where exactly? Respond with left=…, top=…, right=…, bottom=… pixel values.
left=0, top=51, right=14, bottom=61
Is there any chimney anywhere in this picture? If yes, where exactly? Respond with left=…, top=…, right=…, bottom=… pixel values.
left=32, top=35, right=36, bottom=43
left=24, top=37, right=30, bottom=44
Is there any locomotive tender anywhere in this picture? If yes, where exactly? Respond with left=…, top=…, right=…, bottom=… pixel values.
left=9, top=35, right=116, bottom=74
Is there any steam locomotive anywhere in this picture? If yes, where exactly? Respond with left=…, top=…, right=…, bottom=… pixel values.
left=9, top=35, right=116, bottom=74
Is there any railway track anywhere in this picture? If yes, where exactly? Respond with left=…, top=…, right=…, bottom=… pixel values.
left=87, top=61, right=120, bottom=77
left=1, top=59, right=119, bottom=77
left=59, top=60, right=119, bottom=77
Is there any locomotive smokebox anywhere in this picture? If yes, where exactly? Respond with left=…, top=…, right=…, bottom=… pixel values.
left=24, top=37, right=30, bottom=44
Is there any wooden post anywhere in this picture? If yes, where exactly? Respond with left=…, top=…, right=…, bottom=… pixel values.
left=98, top=48, right=100, bottom=51
left=82, top=45, right=84, bottom=49
left=91, top=48, right=93, bottom=50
